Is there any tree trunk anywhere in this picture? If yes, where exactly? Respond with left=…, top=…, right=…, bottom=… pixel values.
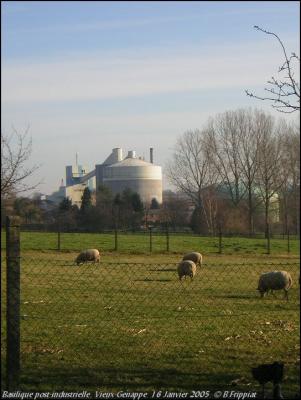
left=265, top=198, right=270, bottom=239
left=248, top=187, right=254, bottom=237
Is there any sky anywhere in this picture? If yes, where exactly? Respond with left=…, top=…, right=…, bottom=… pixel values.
left=1, top=1, right=300, bottom=196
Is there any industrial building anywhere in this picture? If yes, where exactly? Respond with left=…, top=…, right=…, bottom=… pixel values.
left=46, top=147, right=162, bottom=207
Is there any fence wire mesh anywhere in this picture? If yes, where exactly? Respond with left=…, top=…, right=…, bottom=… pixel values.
left=1, top=258, right=300, bottom=397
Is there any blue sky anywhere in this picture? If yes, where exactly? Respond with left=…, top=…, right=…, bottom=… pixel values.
left=2, top=1, right=300, bottom=195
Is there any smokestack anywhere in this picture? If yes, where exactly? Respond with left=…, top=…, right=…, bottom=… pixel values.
left=150, top=147, right=153, bottom=164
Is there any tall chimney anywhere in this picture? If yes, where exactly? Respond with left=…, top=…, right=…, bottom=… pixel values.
left=150, top=147, right=153, bottom=164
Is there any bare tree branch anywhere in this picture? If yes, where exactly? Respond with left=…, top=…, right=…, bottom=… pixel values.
left=165, top=130, right=218, bottom=231
left=1, top=127, right=41, bottom=198
left=246, top=26, right=300, bottom=113
left=204, top=111, right=247, bottom=206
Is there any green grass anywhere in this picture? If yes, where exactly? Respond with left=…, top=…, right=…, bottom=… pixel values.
left=1, top=230, right=300, bottom=255
left=1, top=251, right=300, bottom=397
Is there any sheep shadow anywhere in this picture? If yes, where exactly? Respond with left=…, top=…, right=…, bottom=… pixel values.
left=133, top=278, right=173, bottom=282
left=215, top=294, right=255, bottom=300
left=149, top=268, right=176, bottom=272
left=20, top=364, right=245, bottom=393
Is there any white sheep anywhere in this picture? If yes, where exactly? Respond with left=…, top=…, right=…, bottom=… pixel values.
left=75, top=249, right=100, bottom=265
left=182, top=251, right=203, bottom=267
left=257, top=271, right=293, bottom=300
left=177, top=260, right=197, bottom=281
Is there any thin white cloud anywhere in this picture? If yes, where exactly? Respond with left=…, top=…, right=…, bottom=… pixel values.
left=5, top=15, right=200, bottom=35
left=3, top=40, right=299, bottom=105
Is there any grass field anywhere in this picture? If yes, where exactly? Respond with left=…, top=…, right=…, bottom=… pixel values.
left=1, top=245, right=300, bottom=398
left=1, top=230, right=300, bottom=255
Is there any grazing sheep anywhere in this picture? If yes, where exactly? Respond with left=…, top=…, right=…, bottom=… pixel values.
left=257, top=271, right=293, bottom=300
left=177, top=260, right=197, bottom=281
left=75, top=249, right=100, bottom=265
left=182, top=251, right=202, bottom=267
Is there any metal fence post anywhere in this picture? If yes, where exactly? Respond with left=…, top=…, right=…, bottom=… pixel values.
left=166, top=224, right=170, bottom=252
left=57, top=227, right=61, bottom=251
left=114, top=227, right=118, bottom=251
left=287, top=230, right=290, bottom=253
left=218, top=228, right=222, bottom=254
left=6, top=215, right=21, bottom=390
left=149, top=226, right=153, bottom=252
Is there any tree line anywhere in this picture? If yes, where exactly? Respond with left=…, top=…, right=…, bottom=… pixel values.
left=1, top=186, right=162, bottom=233
left=166, top=108, right=300, bottom=236
left=58, top=185, right=147, bottom=232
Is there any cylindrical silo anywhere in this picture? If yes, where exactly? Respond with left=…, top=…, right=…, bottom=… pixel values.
left=103, top=151, right=162, bottom=204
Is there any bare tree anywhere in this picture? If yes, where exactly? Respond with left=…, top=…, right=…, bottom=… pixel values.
left=166, top=130, right=217, bottom=231
left=235, top=109, right=274, bottom=236
left=200, top=185, right=219, bottom=235
left=167, top=109, right=298, bottom=236
left=246, top=26, right=300, bottom=113
left=160, top=192, right=190, bottom=230
left=204, top=108, right=292, bottom=236
left=1, top=127, right=40, bottom=198
left=204, top=111, right=246, bottom=207
left=204, top=109, right=269, bottom=235
left=278, top=121, right=300, bottom=235
left=255, top=115, right=286, bottom=237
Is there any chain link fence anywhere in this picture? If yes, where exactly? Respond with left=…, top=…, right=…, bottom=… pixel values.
left=1, top=229, right=299, bottom=255
left=1, top=255, right=300, bottom=397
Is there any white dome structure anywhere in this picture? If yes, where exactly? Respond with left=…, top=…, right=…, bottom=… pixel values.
left=103, top=150, right=162, bottom=204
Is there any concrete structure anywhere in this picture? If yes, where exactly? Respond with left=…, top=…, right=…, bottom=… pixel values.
left=100, top=149, right=162, bottom=204
left=47, top=147, right=162, bottom=207
left=66, top=164, right=95, bottom=191
left=46, top=161, right=96, bottom=208
left=46, top=180, right=90, bottom=209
